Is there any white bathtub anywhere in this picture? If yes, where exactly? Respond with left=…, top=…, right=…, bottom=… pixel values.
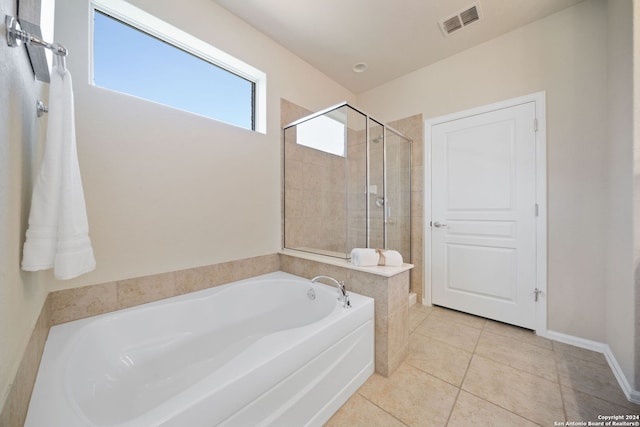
left=26, top=271, right=374, bottom=427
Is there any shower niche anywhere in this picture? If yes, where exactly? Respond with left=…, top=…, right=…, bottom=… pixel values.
left=283, top=102, right=411, bottom=262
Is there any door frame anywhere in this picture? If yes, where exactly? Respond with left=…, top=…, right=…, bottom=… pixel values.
left=424, top=91, right=548, bottom=335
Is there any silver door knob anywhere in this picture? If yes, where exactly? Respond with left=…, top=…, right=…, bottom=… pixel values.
left=433, top=221, right=447, bottom=228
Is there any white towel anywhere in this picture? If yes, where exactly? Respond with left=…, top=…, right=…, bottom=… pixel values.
left=350, top=248, right=379, bottom=267
left=377, top=249, right=403, bottom=267
left=22, top=55, right=96, bottom=280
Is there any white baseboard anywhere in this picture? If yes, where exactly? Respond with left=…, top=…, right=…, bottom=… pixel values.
left=544, top=330, right=608, bottom=352
left=603, top=346, right=640, bottom=405
left=546, top=330, right=640, bottom=405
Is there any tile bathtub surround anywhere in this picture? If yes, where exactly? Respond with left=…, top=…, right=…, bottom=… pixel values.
left=1, top=251, right=403, bottom=424
left=0, top=299, right=51, bottom=427
left=280, top=253, right=410, bottom=377
left=50, top=253, right=280, bottom=325
left=327, top=305, right=640, bottom=427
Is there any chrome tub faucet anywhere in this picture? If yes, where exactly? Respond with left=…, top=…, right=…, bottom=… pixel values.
left=310, top=275, right=351, bottom=308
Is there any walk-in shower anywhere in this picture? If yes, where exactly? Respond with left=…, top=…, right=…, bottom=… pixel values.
left=283, top=102, right=411, bottom=261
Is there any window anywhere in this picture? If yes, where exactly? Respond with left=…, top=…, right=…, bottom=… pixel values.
left=296, top=115, right=346, bottom=157
left=91, top=0, right=266, bottom=132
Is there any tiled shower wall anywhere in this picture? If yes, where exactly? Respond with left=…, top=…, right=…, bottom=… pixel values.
left=388, top=115, right=424, bottom=303
left=283, top=119, right=349, bottom=254
left=367, top=122, right=385, bottom=250
left=281, top=99, right=424, bottom=302
left=346, top=125, right=367, bottom=251
left=282, top=101, right=369, bottom=256
left=383, top=131, right=412, bottom=260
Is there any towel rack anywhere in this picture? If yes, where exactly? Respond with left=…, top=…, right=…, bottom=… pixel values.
left=5, top=15, right=67, bottom=56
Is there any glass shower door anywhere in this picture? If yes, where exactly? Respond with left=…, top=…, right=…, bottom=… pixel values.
left=384, top=128, right=411, bottom=261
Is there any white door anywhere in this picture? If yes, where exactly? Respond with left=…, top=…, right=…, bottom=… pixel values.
left=430, top=101, right=538, bottom=329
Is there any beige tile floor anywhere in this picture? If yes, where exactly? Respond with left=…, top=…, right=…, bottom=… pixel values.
left=326, top=304, right=640, bottom=427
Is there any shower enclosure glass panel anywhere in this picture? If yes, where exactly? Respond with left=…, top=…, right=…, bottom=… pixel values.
left=368, top=120, right=385, bottom=250
left=283, top=102, right=411, bottom=261
left=385, top=128, right=412, bottom=262
left=283, top=105, right=367, bottom=258
left=346, top=109, right=368, bottom=255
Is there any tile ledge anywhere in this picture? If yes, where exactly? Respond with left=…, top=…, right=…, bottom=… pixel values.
left=279, top=249, right=413, bottom=277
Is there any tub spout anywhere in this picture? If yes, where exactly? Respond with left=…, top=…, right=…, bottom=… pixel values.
left=310, top=275, right=351, bottom=308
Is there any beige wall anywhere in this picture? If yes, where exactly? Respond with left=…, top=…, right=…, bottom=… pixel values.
left=359, top=0, right=637, bottom=389
left=359, top=0, right=609, bottom=341
left=605, top=0, right=636, bottom=390
left=50, top=0, right=355, bottom=291
left=0, top=0, right=52, bottom=409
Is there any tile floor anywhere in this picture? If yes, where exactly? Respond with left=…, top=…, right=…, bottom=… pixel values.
left=326, top=304, right=640, bottom=427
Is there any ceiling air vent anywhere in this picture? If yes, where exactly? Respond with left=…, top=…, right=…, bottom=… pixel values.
left=442, top=15, right=462, bottom=34
left=439, top=2, right=481, bottom=36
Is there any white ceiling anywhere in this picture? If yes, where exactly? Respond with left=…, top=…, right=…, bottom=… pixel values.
left=214, top=0, right=585, bottom=94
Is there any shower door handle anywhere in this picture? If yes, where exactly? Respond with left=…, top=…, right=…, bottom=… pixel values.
left=433, top=221, right=447, bottom=228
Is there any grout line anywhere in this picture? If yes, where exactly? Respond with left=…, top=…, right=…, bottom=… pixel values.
left=557, top=380, right=569, bottom=423
left=404, top=357, right=468, bottom=390
left=465, top=324, right=546, bottom=426
left=411, top=322, right=479, bottom=354
left=459, top=388, right=545, bottom=426
left=554, top=351, right=640, bottom=411
left=474, top=332, right=561, bottom=385
left=480, top=327, right=553, bottom=351
left=470, top=352, right=560, bottom=386
left=408, top=310, right=430, bottom=333
left=410, top=329, right=471, bottom=353
left=553, top=344, right=609, bottom=367
left=457, top=317, right=554, bottom=425
left=357, top=392, right=410, bottom=427
left=428, top=308, right=487, bottom=331
left=481, top=323, right=553, bottom=351
left=552, top=342, right=569, bottom=421
left=442, top=321, right=484, bottom=426
left=443, top=386, right=462, bottom=426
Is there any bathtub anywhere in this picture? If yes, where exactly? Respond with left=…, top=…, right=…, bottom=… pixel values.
left=25, top=271, right=374, bottom=427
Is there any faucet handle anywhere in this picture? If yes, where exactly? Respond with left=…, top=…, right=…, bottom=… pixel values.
left=337, top=281, right=350, bottom=308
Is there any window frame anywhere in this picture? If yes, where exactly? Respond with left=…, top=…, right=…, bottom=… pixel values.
left=90, top=0, right=267, bottom=133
